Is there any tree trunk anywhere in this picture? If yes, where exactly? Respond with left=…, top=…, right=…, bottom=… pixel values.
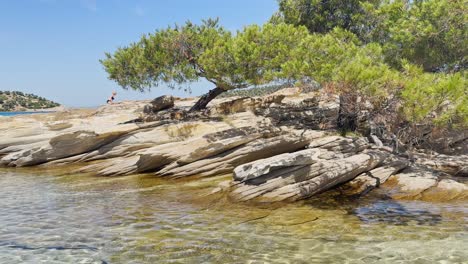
left=337, top=93, right=358, bottom=135
left=189, top=86, right=225, bottom=112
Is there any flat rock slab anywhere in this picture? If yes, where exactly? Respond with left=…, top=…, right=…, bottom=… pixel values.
left=421, top=179, right=468, bottom=201
left=384, top=167, right=468, bottom=201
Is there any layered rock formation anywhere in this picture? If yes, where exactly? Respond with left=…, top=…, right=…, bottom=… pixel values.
left=229, top=145, right=387, bottom=202
left=1, top=90, right=466, bottom=203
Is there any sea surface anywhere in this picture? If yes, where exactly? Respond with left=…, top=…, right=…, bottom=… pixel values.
left=0, top=167, right=466, bottom=264
left=0, top=111, right=52, bottom=117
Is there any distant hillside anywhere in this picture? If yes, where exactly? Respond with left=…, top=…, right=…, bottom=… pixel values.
left=0, top=91, right=61, bottom=112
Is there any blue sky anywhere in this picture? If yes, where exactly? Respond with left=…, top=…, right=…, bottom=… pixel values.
left=0, top=0, right=278, bottom=107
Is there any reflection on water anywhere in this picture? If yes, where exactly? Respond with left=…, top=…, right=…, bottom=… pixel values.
left=0, top=168, right=467, bottom=263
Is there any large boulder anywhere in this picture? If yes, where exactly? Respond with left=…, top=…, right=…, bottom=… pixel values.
left=229, top=147, right=387, bottom=202
left=232, top=148, right=339, bottom=182
left=143, top=95, right=175, bottom=114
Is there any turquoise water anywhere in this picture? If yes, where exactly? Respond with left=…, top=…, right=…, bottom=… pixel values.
left=0, top=168, right=467, bottom=264
left=0, top=111, right=52, bottom=117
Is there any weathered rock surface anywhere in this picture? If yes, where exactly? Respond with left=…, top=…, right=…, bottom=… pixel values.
left=209, top=95, right=286, bottom=115
left=413, top=152, right=468, bottom=177
left=231, top=146, right=385, bottom=201
left=143, top=95, right=175, bottom=114
left=158, top=130, right=323, bottom=179
left=422, top=179, right=468, bottom=201
left=257, top=93, right=339, bottom=129
left=1, top=129, right=134, bottom=166
left=383, top=167, right=468, bottom=201
left=228, top=135, right=389, bottom=202
left=1, top=91, right=466, bottom=203
left=339, top=157, right=409, bottom=197
left=0, top=102, right=145, bottom=165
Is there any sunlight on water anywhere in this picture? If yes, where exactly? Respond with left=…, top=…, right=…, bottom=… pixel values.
left=0, top=168, right=467, bottom=263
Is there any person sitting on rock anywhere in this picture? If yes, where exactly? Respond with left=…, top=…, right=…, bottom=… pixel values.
left=106, top=91, right=117, bottom=104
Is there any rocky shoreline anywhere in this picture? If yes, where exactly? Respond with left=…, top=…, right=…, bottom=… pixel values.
left=1, top=88, right=466, bottom=203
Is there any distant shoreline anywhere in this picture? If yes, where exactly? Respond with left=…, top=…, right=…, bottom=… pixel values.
left=0, top=106, right=65, bottom=114
left=0, top=106, right=66, bottom=117
left=0, top=111, right=55, bottom=117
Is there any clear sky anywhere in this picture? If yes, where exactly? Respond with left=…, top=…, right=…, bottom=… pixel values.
left=0, top=0, right=278, bottom=107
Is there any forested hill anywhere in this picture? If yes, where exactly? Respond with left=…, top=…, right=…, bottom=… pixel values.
left=0, top=91, right=60, bottom=111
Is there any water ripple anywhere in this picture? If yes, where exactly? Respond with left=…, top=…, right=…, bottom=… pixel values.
left=0, top=169, right=467, bottom=263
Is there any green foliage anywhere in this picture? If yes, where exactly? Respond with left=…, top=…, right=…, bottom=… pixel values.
left=376, top=0, right=467, bottom=71
left=102, top=9, right=466, bottom=130
left=291, top=29, right=361, bottom=83
left=0, top=91, right=60, bottom=111
left=101, top=20, right=310, bottom=106
left=278, top=28, right=399, bottom=104
left=274, top=0, right=467, bottom=72
left=272, top=0, right=380, bottom=37
left=200, top=23, right=310, bottom=87
left=101, top=19, right=227, bottom=91
left=332, top=43, right=401, bottom=101
left=401, top=63, right=467, bottom=127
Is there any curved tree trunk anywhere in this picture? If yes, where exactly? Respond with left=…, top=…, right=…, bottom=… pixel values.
left=189, top=86, right=225, bottom=112
left=337, top=93, right=358, bottom=135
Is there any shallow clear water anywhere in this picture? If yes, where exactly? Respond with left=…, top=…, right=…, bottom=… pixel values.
left=0, top=168, right=466, bottom=264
